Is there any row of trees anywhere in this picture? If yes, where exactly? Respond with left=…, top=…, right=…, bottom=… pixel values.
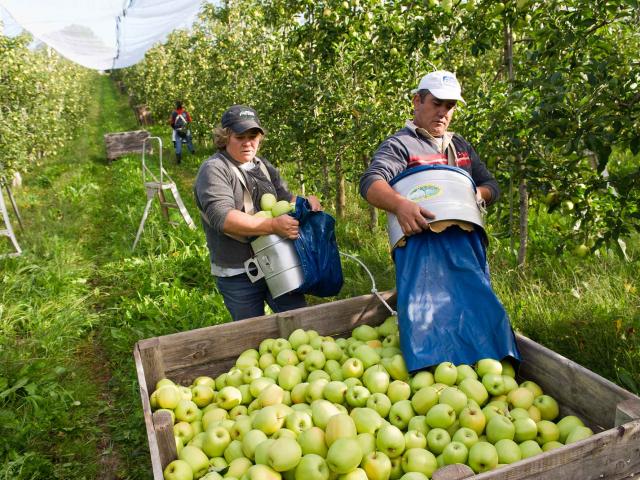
left=0, top=34, right=91, bottom=177
left=118, top=0, right=639, bottom=264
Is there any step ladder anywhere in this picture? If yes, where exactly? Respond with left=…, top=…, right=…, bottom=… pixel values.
left=0, top=176, right=23, bottom=258
left=132, top=136, right=195, bottom=250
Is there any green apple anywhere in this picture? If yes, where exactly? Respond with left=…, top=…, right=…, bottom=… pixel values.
left=342, top=358, right=365, bottom=379
left=410, top=371, right=435, bottom=392
left=352, top=324, right=379, bottom=342
left=494, top=438, right=521, bottom=464
left=214, top=374, right=227, bottom=391
left=439, top=387, right=467, bottom=415
left=389, top=400, right=415, bottom=430
left=340, top=468, right=368, bottom=480
left=200, top=472, right=223, bottom=480
left=260, top=193, right=277, bottom=211
left=408, top=416, right=429, bottom=436
left=307, top=369, right=330, bottom=383
left=295, top=454, right=329, bottom=480
left=163, top=459, right=194, bottom=480
left=272, top=199, right=293, bottom=217
left=217, top=386, right=242, bottom=410
left=174, top=399, right=200, bottom=423
left=367, top=393, right=392, bottom=418
left=326, top=438, right=363, bottom=474
left=519, top=380, right=543, bottom=398
left=542, top=441, right=564, bottom=451
left=451, top=427, right=478, bottom=449
left=255, top=439, right=276, bottom=465
left=202, top=408, right=228, bottom=431
left=486, top=415, right=515, bottom=443
left=179, top=446, right=209, bottom=479
left=502, top=375, right=519, bottom=394
left=296, top=344, right=314, bottom=362
left=238, top=385, right=253, bottom=406
left=377, top=316, right=398, bottom=337
left=357, top=432, right=377, bottom=457
left=411, top=386, right=439, bottom=415
left=243, top=366, right=263, bottom=384
left=442, top=441, right=468, bottom=465
left=188, top=432, right=207, bottom=449
left=191, top=385, right=215, bottom=408
left=226, top=367, right=245, bottom=387
left=285, top=410, right=313, bottom=436
left=382, top=334, right=400, bottom=349
left=387, top=380, right=411, bottom=404
left=501, top=359, right=516, bottom=378
left=179, top=385, right=193, bottom=401
left=304, top=350, right=326, bottom=372
left=556, top=415, right=585, bottom=443
left=362, top=365, right=390, bottom=394
left=174, top=422, right=195, bottom=444
left=353, top=345, right=381, bottom=370
left=343, top=377, right=363, bottom=389
left=323, top=381, right=348, bottom=404
left=481, top=404, right=504, bottom=423
left=258, top=384, right=285, bottom=407
left=190, top=420, right=203, bottom=437
left=271, top=338, right=292, bottom=356
left=227, top=457, right=252, bottom=478
left=277, top=349, right=299, bottom=367
left=253, top=405, right=287, bottom=435
left=223, top=439, right=244, bottom=462
left=458, top=406, right=486, bottom=435
left=156, top=378, right=176, bottom=390
left=455, top=364, right=478, bottom=384
left=288, top=328, right=310, bottom=349
left=527, top=405, right=542, bottom=423
left=325, top=413, right=357, bottom=446
left=426, top=428, right=451, bottom=455
left=513, top=417, right=538, bottom=442
left=467, top=441, right=499, bottom=473
left=271, top=427, right=296, bottom=440
left=425, top=403, right=456, bottom=429
left=310, top=399, right=341, bottom=429
left=267, top=437, right=302, bottom=472
left=507, top=387, right=535, bottom=409
left=362, top=451, right=392, bottom=480
left=433, top=362, right=458, bottom=386
left=321, top=341, right=343, bottom=362
left=251, top=377, right=276, bottom=397
left=376, top=424, right=406, bottom=458
left=245, top=464, right=282, bottom=480
left=476, top=359, right=503, bottom=377
left=401, top=448, right=438, bottom=477
left=346, top=385, right=371, bottom=408
left=380, top=347, right=402, bottom=359
left=400, top=428, right=425, bottom=450
left=297, top=426, right=328, bottom=457
left=536, top=420, right=560, bottom=445
left=482, top=373, right=506, bottom=397
left=381, top=355, right=409, bottom=381
left=259, top=338, right=275, bottom=355
left=156, top=385, right=181, bottom=410
left=193, top=376, right=215, bottom=389
left=519, top=439, right=543, bottom=458
left=533, top=395, right=559, bottom=421
left=242, top=429, right=268, bottom=460
left=458, top=378, right=489, bottom=406
left=351, top=407, right=384, bottom=435
left=508, top=407, right=530, bottom=421
left=565, top=425, right=593, bottom=444
left=290, top=383, right=309, bottom=404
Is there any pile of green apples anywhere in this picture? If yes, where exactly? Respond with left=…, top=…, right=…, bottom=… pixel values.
left=152, top=318, right=594, bottom=480
left=253, top=193, right=295, bottom=219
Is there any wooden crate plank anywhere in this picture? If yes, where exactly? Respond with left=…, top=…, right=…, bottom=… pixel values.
left=473, top=419, right=640, bottom=479
left=136, top=337, right=166, bottom=393
left=152, top=410, right=177, bottom=473
left=516, top=334, right=638, bottom=430
left=616, top=398, right=640, bottom=427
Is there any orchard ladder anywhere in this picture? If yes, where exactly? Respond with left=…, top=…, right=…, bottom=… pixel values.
left=132, top=136, right=195, bottom=251
left=0, top=177, right=23, bottom=258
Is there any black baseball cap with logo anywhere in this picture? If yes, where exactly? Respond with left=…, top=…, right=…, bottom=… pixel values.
left=221, top=105, right=265, bottom=134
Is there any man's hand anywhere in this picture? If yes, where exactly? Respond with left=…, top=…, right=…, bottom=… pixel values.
left=271, top=215, right=300, bottom=239
left=306, top=195, right=323, bottom=211
left=394, top=197, right=435, bottom=236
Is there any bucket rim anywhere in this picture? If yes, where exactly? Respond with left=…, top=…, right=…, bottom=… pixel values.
left=389, top=165, right=476, bottom=190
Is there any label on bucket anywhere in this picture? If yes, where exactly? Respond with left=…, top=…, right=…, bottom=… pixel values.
left=407, top=183, right=442, bottom=202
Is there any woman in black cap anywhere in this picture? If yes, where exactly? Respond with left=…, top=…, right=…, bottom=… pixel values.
left=194, top=105, right=322, bottom=321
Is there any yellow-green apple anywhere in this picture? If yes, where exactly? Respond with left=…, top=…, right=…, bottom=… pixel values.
left=442, top=441, right=469, bottom=465
left=377, top=316, right=398, bottom=337
left=174, top=422, right=195, bottom=446
left=452, top=427, right=478, bottom=449
left=362, top=451, right=392, bottom=480
left=565, top=426, right=593, bottom=444
left=323, top=381, right=347, bottom=404
left=342, top=358, right=365, bottom=379
left=352, top=324, right=379, bottom=342
left=513, top=417, right=538, bottom=442
left=285, top=410, right=313, bottom=435
left=481, top=404, right=503, bottom=423
left=296, top=344, right=313, bottom=362
left=156, top=378, right=176, bottom=390
left=507, top=387, right=534, bottom=409
left=542, top=440, right=564, bottom=451
left=408, top=416, right=429, bottom=436
left=304, top=350, right=326, bottom=372
left=188, top=432, right=207, bottom=449
left=245, top=464, right=282, bottom=480
left=260, top=193, right=277, bottom=211
left=163, top=459, right=193, bottom=480
left=401, top=448, right=438, bottom=477
left=325, top=413, right=357, bottom=446
left=508, top=407, right=530, bottom=421
left=527, top=405, right=542, bottom=423
left=272, top=199, right=294, bottom=217
left=535, top=420, right=560, bottom=445
left=458, top=405, right=486, bottom=435
left=425, top=403, right=456, bottom=429
left=411, top=386, right=438, bottom=415
left=252, top=405, right=286, bottom=435
left=175, top=435, right=184, bottom=456
left=294, top=453, right=329, bottom=480
left=519, top=380, right=543, bottom=398
left=226, top=367, right=244, bottom=387
left=297, top=426, right=327, bottom=457
left=200, top=472, right=223, bottom=480
left=190, top=420, right=203, bottom=437
left=501, top=375, right=518, bottom=394
left=388, top=456, right=403, bottom=479
left=476, top=359, right=502, bottom=377
left=326, top=438, right=363, bottom=474
left=288, top=328, right=309, bottom=349
left=404, top=430, right=427, bottom=449
left=455, top=364, right=478, bottom=383
left=267, top=437, right=302, bottom=472
left=344, top=377, right=363, bottom=389
left=202, top=408, right=228, bottom=430
left=367, top=393, right=392, bottom=418
left=224, top=439, right=244, bottom=462
left=218, top=386, right=242, bottom=410
left=238, top=385, right=253, bottom=406
left=271, top=428, right=296, bottom=440
left=500, top=359, right=516, bottom=378
left=411, top=371, right=435, bottom=392
left=156, top=385, right=181, bottom=410
left=433, top=362, right=458, bottom=386
left=458, top=378, right=489, bottom=406
left=215, top=374, right=227, bottom=391
left=290, top=382, right=308, bottom=404
left=251, top=377, right=275, bottom=397
left=346, top=385, right=371, bottom=408
left=387, top=380, right=411, bottom=403
left=481, top=373, right=506, bottom=397
left=276, top=349, right=298, bottom=367
left=380, top=347, right=402, bottom=359
left=340, top=468, right=368, bottom=480
left=467, top=441, right=499, bottom=473
left=227, top=457, right=252, bottom=478
left=382, top=334, right=400, bottom=349
left=380, top=354, right=408, bottom=382
left=179, top=446, right=209, bottom=479
left=307, top=369, right=330, bottom=383
left=310, top=399, right=340, bottom=429
left=242, top=429, right=268, bottom=460
left=321, top=342, right=343, bottom=362
left=271, top=338, right=292, bottom=356
left=258, top=384, right=284, bottom=407
left=179, top=386, right=193, bottom=401
left=243, top=366, right=263, bottom=384
left=556, top=415, right=585, bottom=443
left=351, top=407, right=384, bottom=435
left=439, top=387, right=468, bottom=415
left=203, top=426, right=232, bottom=457
left=175, top=400, right=200, bottom=423
left=494, top=438, right=521, bottom=464
left=353, top=345, right=381, bottom=369
left=533, top=395, right=559, bottom=421
left=426, top=428, right=451, bottom=455
left=486, top=415, right=515, bottom=443
left=389, top=400, right=415, bottom=430
left=376, top=424, right=406, bottom=458
left=357, top=432, right=376, bottom=457
left=362, top=365, right=391, bottom=394
left=193, top=376, right=215, bottom=389
left=519, top=439, right=543, bottom=458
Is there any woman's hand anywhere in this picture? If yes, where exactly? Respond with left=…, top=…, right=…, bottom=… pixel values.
left=271, top=215, right=300, bottom=239
left=306, top=195, right=323, bottom=212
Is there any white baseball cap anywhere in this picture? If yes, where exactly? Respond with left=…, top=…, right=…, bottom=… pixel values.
left=411, top=70, right=466, bottom=104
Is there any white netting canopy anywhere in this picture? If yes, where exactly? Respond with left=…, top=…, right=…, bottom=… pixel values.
left=0, top=0, right=208, bottom=70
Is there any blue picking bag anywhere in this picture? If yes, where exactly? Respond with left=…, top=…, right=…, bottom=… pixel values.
left=393, top=225, right=521, bottom=371
left=291, top=197, right=343, bottom=297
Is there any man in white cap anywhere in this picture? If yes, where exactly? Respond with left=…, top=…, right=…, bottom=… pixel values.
left=359, top=70, right=499, bottom=237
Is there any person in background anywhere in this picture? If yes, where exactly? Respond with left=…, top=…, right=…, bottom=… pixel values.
left=194, top=105, right=322, bottom=321
left=169, top=101, right=195, bottom=164
left=359, top=70, right=499, bottom=235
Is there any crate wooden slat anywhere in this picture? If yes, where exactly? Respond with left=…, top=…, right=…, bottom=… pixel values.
left=104, top=129, right=150, bottom=162
left=133, top=290, right=640, bottom=480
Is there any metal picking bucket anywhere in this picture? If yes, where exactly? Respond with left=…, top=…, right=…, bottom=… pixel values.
left=244, top=234, right=304, bottom=298
left=387, top=165, right=485, bottom=249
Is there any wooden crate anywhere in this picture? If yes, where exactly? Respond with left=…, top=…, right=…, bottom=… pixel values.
left=133, top=291, right=640, bottom=480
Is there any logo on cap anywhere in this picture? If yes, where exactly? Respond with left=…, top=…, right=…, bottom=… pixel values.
left=239, top=110, right=255, bottom=118
left=442, top=75, right=457, bottom=86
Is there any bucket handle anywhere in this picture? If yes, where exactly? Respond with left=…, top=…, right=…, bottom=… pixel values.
left=244, top=257, right=265, bottom=283
left=339, top=252, right=397, bottom=317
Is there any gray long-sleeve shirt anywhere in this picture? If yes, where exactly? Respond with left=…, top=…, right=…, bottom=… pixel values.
left=360, top=121, right=500, bottom=205
left=194, top=152, right=292, bottom=270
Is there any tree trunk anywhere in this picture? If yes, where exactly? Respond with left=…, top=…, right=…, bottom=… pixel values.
left=362, top=155, right=378, bottom=229
left=335, top=155, right=345, bottom=219
left=296, top=152, right=305, bottom=196
left=517, top=160, right=528, bottom=267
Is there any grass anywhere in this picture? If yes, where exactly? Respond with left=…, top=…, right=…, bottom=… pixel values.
left=0, top=72, right=638, bottom=479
